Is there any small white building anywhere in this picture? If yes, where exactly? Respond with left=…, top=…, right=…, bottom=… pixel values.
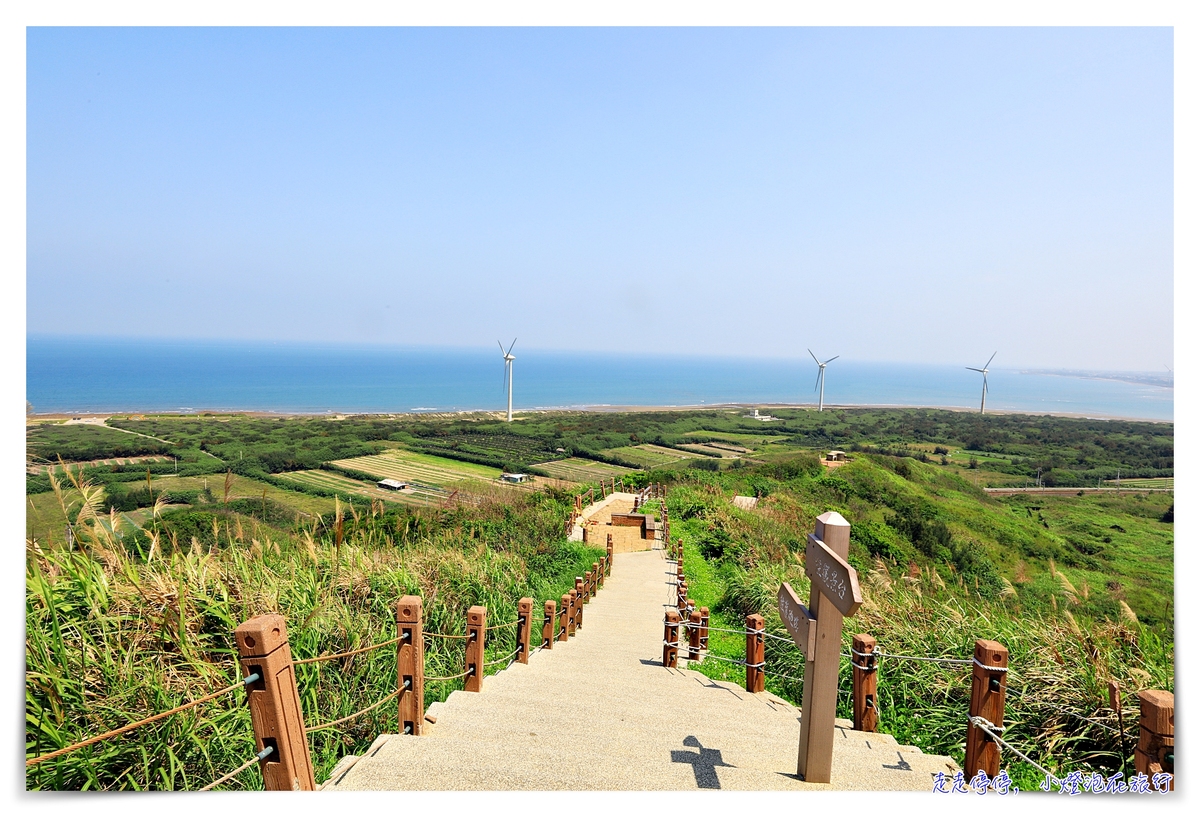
left=378, top=478, right=409, bottom=491
left=500, top=473, right=531, bottom=483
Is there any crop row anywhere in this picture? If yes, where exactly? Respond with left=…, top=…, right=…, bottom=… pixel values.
left=531, top=457, right=636, bottom=483
left=331, top=451, right=498, bottom=487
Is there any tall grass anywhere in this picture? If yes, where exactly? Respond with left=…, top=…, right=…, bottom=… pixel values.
left=26, top=467, right=601, bottom=790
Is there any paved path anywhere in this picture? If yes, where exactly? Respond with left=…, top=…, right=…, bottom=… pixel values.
left=324, top=548, right=957, bottom=791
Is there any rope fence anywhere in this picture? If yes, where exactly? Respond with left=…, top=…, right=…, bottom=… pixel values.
left=26, top=672, right=261, bottom=768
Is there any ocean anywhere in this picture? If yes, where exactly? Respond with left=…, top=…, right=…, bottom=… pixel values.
left=25, top=336, right=1173, bottom=422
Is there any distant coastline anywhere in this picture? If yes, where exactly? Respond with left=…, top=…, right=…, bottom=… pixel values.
left=28, top=401, right=1173, bottom=426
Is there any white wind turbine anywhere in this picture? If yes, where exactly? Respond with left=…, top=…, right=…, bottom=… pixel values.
left=498, top=339, right=517, bottom=422
left=808, top=349, right=839, bottom=412
left=966, top=351, right=997, bottom=414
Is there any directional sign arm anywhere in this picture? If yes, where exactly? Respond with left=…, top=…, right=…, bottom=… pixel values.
left=804, top=534, right=863, bottom=617
left=778, top=582, right=817, bottom=657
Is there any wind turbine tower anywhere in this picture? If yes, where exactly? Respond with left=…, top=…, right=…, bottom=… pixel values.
left=499, top=339, right=517, bottom=422
left=966, top=352, right=997, bottom=414
left=808, top=349, right=839, bottom=412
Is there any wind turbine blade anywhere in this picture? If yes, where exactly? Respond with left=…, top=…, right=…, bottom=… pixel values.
left=966, top=367, right=984, bottom=373
left=808, top=349, right=820, bottom=365
left=813, top=370, right=822, bottom=392
left=985, top=351, right=997, bottom=369
left=507, top=338, right=518, bottom=355
left=498, top=340, right=505, bottom=355
left=982, top=374, right=989, bottom=393
left=825, top=355, right=839, bottom=364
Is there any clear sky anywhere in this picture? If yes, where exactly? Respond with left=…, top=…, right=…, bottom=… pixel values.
left=26, top=26, right=1173, bottom=370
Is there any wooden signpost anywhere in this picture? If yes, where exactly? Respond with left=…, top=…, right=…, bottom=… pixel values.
left=787, top=511, right=862, bottom=785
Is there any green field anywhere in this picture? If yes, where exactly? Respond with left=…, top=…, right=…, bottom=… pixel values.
left=275, top=469, right=443, bottom=506
left=682, top=430, right=788, bottom=446
left=1104, top=477, right=1173, bottom=489
left=600, top=444, right=693, bottom=468
left=329, top=449, right=501, bottom=487
left=530, top=457, right=636, bottom=483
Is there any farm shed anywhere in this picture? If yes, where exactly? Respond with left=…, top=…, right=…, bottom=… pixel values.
left=377, top=478, right=409, bottom=491
left=500, top=473, right=531, bottom=483
left=826, top=450, right=846, bottom=462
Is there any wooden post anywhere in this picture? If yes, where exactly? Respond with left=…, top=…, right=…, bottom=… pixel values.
left=234, top=614, right=315, bottom=790
left=582, top=524, right=589, bottom=544
left=663, top=609, right=680, bottom=668
left=677, top=581, right=689, bottom=614
left=543, top=600, right=556, bottom=649
left=796, top=511, right=851, bottom=784
left=516, top=598, right=533, bottom=664
left=464, top=605, right=486, bottom=692
left=396, top=596, right=424, bottom=736
left=851, top=633, right=878, bottom=733
left=745, top=614, right=765, bottom=692
left=964, top=639, right=1008, bottom=778
left=1135, top=690, right=1174, bottom=789
left=559, top=594, right=570, bottom=642
left=567, top=589, right=578, bottom=636
left=592, top=562, right=600, bottom=594
left=699, top=607, right=710, bottom=650
left=574, top=579, right=585, bottom=628
left=688, top=609, right=702, bottom=661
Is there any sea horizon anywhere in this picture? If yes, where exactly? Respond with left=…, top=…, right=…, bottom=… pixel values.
left=26, top=335, right=1174, bottom=422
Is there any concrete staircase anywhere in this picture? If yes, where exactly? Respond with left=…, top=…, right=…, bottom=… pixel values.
left=323, top=549, right=958, bottom=791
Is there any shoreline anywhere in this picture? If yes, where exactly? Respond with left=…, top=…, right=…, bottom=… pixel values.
left=27, top=401, right=1173, bottom=425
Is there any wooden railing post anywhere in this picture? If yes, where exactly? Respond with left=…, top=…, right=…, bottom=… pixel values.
left=516, top=598, right=533, bottom=664
left=699, top=607, right=710, bottom=650
left=663, top=609, right=680, bottom=668
left=234, top=614, right=316, bottom=790
left=559, top=594, right=570, bottom=642
left=745, top=614, right=765, bottom=693
left=851, top=633, right=878, bottom=733
left=542, top=600, right=556, bottom=649
left=396, top=595, right=425, bottom=736
left=574, top=579, right=585, bottom=629
left=567, top=589, right=578, bottom=637
left=592, top=562, right=601, bottom=593
left=1135, top=690, right=1174, bottom=789
left=465, top=605, right=486, bottom=692
left=965, top=639, right=1008, bottom=778
left=688, top=608, right=702, bottom=661
left=582, top=524, right=589, bottom=544
left=606, top=537, right=614, bottom=575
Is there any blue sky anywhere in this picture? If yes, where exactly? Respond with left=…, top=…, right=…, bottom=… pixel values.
left=26, top=26, right=1173, bottom=370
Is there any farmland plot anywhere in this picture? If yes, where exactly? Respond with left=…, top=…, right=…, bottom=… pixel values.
left=600, top=444, right=693, bottom=469
left=276, top=470, right=444, bottom=506
left=330, top=449, right=500, bottom=488
left=530, top=457, right=635, bottom=484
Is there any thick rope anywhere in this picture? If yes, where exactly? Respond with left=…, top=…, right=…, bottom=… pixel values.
left=969, top=716, right=1057, bottom=779
left=306, top=689, right=401, bottom=733
left=26, top=673, right=259, bottom=767
left=293, top=634, right=406, bottom=665
left=483, top=649, right=521, bottom=667
left=426, top=667, right=474, bottom=682
left=198, top=746, right=274, bottom=791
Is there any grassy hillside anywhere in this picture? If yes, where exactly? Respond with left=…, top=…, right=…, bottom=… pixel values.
left=660, top=457, right=1172, bottom=788
left=25, top=407, right=1172, bottom=790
